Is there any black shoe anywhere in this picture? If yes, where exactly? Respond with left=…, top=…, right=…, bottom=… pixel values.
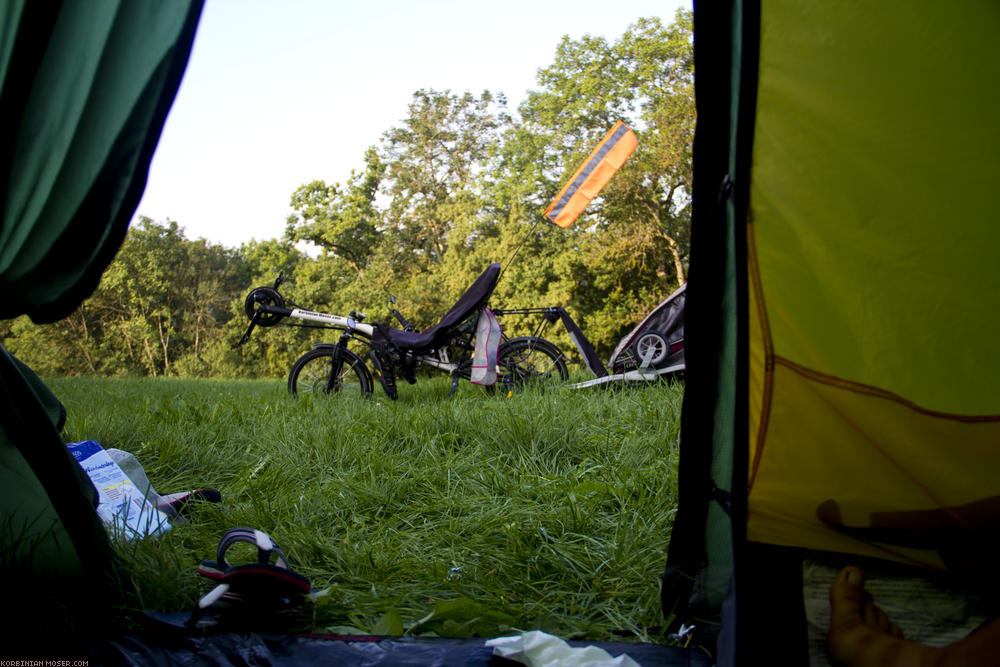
left=159, top=488, right=222, bottom=518
left=369, top=349, right=398, bottom=400
left=399, top=353, right=417, bottom=384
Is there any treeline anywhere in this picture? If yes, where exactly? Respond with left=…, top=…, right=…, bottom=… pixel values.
left=1, top=12, right=693, bottom=379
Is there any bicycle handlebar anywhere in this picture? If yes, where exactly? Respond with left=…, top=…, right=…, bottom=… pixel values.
left=391, top=308, right=416, bottom=332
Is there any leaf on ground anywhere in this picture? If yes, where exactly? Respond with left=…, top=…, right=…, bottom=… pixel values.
left=372, top=609, right=405, bottom=635
left=409, top=597, right=518, bottom=638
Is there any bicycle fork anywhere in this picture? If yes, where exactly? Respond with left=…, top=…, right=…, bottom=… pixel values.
left=324, top=333, right=351, bottom=392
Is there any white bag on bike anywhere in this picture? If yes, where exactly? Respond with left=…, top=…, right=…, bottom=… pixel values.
left=471, top=307, right=501, bottom=386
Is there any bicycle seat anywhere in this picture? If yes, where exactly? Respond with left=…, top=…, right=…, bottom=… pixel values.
left=373, top=263, right=501, bottom=352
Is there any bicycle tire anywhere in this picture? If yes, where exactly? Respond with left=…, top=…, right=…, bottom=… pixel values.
left=495, top=336, right=569, bottom=390
left=631, top=330, right=670, bottom=368
left=288, top=346, right=373, bottom=397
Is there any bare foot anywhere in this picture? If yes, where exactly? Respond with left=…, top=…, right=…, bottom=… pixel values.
left=827, top=566, right=942, bottom=666
left=827, top=566, right=1000, bottom=666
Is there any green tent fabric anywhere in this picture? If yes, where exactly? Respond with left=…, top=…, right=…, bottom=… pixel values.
left=0, top=0, right=203, bottom=642
left=663, top=0, right=1000, bottom=663
left=1, top=1, right=201, bottom=322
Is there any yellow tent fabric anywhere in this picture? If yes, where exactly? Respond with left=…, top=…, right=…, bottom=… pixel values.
left=746, top=0, right=1000, bottom=568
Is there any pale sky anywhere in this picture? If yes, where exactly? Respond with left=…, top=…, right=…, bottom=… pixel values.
left=133, top=0, right=691, bottom=249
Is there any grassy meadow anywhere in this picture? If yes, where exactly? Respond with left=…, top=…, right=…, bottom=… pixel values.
left=49, top=373, right=684, bottom=642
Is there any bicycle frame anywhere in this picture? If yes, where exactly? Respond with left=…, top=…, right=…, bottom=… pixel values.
left=244, top=302, right=472, bottom=375
left=237, top=270, right=572, bottom=399
left=285, top=307, right=374, bottom=337
left=491, top=307, right=561, bottom=340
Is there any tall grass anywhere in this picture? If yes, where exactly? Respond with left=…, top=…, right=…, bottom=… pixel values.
left=48, top=375, right=684, bottom=642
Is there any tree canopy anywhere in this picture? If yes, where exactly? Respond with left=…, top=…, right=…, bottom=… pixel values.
left=1, top=11, right=694, bottom=378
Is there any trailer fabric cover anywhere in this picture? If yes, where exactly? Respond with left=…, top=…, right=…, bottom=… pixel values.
left=664, top=0, right=1000, bottom=661
left=608, top=283, right=685, bottom=373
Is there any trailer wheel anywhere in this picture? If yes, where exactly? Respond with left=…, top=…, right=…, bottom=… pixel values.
left=632, top=331, right=669, bottom=368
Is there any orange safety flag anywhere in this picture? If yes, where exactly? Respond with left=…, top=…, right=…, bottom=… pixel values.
left=544, top=120, right=638, bottom=228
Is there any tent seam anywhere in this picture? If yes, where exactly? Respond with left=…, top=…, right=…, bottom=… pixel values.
left=745, top=213, right=773, bottom=493
left=773, top=356, right=1000, bottom=423
left=772, top=355, right=953, bottom=521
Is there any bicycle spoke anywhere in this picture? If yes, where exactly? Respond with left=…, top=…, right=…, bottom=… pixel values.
left=496, top=337, right=568, bottom=389
left=295, top=353, right=363, bottom=395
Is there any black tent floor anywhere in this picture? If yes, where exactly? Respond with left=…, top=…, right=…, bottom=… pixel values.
left=85, top=632, right=713, bottom=666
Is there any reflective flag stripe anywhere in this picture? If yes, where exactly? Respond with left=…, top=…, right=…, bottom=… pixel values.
left=545, top=121, right=638, bottom=228
left=548, top=123, right=631, bottom=219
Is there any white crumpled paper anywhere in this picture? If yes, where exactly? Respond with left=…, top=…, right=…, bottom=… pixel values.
left=485, top=630, right=641, bottom=667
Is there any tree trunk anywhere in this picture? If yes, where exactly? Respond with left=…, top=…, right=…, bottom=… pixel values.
left=157, top=316, right=170, bottom=374
left=665, top=234, right=686, bottom=285
left=143, top=336, right=158, bottom=377
left=644, top=198, right=686, bottom=285
left=73, top=311, right=97, bottom=374
left=118, top=315, right=136, bottom=363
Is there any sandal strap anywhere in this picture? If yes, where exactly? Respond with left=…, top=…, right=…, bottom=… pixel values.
left=215, top=527, right=290, bottom=570
left=184, top=582, right=231, bottom=627
left=186, top=528, right=312, bottom=629
left=199, top=527, right=310, bottom=594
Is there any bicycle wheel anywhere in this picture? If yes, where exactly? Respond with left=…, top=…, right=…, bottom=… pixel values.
left=496, top=336, right=569, bottom=390
left=288, top=346, right=373, bottom=397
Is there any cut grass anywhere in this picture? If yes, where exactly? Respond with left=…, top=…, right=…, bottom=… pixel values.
left=48, top=374, right=683, bottom=642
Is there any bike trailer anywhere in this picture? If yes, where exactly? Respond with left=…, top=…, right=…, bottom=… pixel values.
left=570, top=283, right=686, bottom=389
left=609, top=283, right=685, bottom=374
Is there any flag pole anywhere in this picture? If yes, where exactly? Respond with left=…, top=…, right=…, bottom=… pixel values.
left=499, top=217, right=543, bottom=282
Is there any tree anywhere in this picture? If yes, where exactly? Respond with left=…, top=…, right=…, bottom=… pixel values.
left=92, top=218, right=188, bottom=375
left=599, top=13, right=694, bottom=287
left=225, top=238, right=312, bottom=379
left=379, top=89, right=510, bottom=274
left=487, top=11, right=695, bottom=353
left=3, top=219, right=259, bottom=377
left=286, top=147, right=385, bottom=275
left=1, top=309, right=100, bottom=376
left=3, top=13, right=697, bottom=374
